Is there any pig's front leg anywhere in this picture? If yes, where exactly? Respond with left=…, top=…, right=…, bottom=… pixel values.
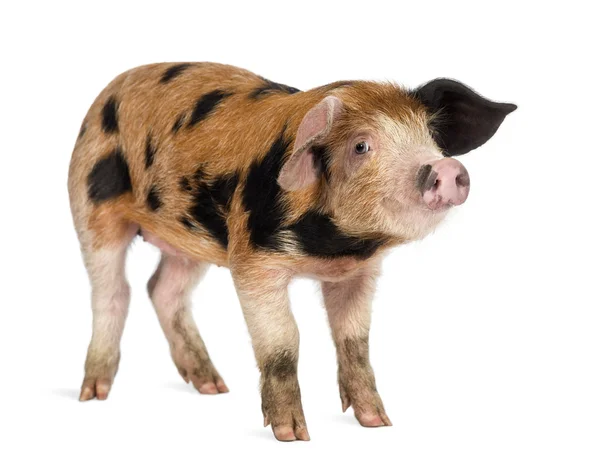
left=322, top=261, right=392, bottom=427
left=232, top=265, right=309, bottom=442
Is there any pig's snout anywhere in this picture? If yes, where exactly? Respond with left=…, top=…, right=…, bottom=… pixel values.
left=417, top=158, right=470, bottom=210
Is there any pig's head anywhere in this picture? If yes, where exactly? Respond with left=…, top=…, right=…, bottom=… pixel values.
left=278, top=79, right=516, bottom=241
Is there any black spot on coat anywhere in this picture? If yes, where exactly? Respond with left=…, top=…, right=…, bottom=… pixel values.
left=288, top=211, right=386, bottom=259
left=146, top=185, right=161, bottom=211
left=180, top=216, right=194, bottom=229
left=242, top=128, right=290, bottom=248
left=179, top=176, right=193, bottom=192
left=194, top=166, right=207, bottom=183
left=188, top=90, right=233, bottom=127
left=172, top=114, right=186, bottom=133
left=250, top=78, right=300, bottom=99
left=101, top=96, right=119, bottom=134
left=210, top=174, right=240, bottom=207
left=145, top=134, right=157, bottom=169
left=160, top=63, right=192, bottom=84
left=186, top=172, right=239, bottom=248
left=87, top=147, right=132, bottom=203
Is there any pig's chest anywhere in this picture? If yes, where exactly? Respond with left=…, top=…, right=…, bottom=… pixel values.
left=294, top=255, right=369, bottom=282
left=255, top=210, right=388, bottom=281
left=248, top=210, right=387, bottom=261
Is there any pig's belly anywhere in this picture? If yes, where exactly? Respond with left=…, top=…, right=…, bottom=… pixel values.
left=138, top=225, right=376, bottom=282
left=138, top=227, right=230, bottom=267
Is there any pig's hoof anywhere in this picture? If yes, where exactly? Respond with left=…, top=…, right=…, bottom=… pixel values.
left=79, top=377, right=113, bottom=401
left=356, top=411, right=392, bottom=427
left=268, top=423, right=310, bottom=442
left=341, top=387, right=392, bottom=428
left=272, top=425, right=310, bottom=442
left=264, top=408, right=310, bottom=441
left=175, top=361, right=229, bottom=395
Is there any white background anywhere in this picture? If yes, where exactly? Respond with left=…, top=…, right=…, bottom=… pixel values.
left=1, top=1, right=598, bottom=458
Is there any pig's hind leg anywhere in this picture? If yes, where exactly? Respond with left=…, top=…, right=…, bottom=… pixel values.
left=147, top=254, right=228, bottom=394
left=321, top=261, right=392, bottom=428
left=78, top=221, right=139, bottom=401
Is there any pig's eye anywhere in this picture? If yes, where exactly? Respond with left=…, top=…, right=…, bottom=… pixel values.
left=354, top=141, right=370, bottom=154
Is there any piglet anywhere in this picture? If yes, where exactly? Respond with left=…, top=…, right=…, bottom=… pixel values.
left=68, top=62, right=516, bottom=441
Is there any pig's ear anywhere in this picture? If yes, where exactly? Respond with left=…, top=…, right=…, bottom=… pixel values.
left=278, top=96, right=343, bottom=191
left=413, top=78, right=517, bottom=156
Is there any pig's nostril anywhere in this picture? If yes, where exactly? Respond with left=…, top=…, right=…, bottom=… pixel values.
left=455, top=173, right=470, bottom=188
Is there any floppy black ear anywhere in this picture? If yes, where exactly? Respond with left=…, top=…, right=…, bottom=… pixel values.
left=413, top=78, right=517, bottom=156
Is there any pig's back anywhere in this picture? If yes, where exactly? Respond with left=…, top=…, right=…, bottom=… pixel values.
left=69, top=62, right=318, bottom=263
left=81, top=62, right=304, bottom=171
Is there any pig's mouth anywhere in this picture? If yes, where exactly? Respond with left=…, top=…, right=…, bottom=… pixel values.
left=421, top=195, right=459, bottom=212
left=382, top=196, right=451, bottom=215
left=381, top=195, right=449, bottom=240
